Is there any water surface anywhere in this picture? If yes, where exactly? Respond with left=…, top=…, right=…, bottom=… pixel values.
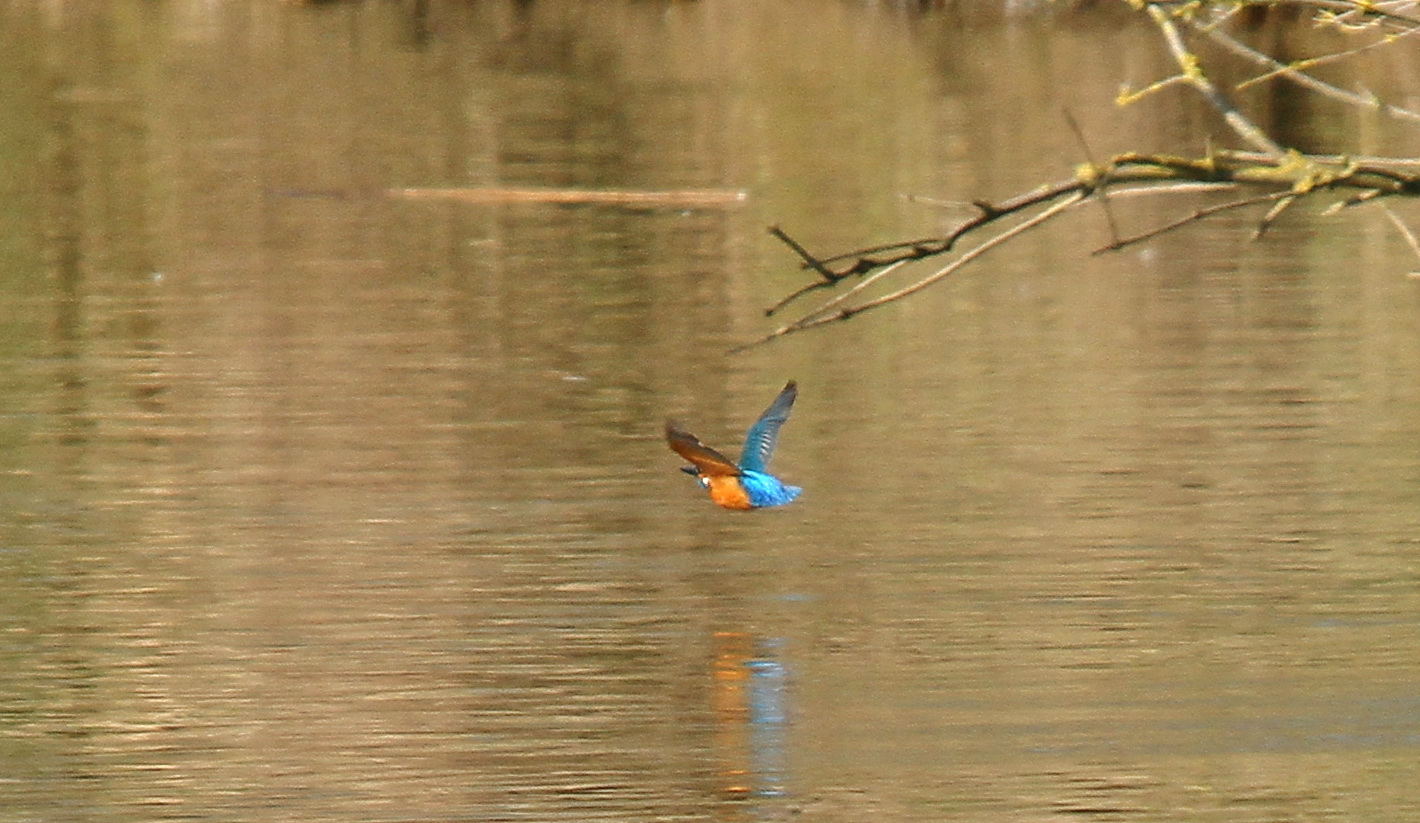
left=3, top=2, right=1420, bottom=821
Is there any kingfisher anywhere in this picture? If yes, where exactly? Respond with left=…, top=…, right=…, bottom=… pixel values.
left=666, top=381, right=802, bottom=510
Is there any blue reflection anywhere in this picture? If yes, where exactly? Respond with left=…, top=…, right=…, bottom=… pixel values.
left=745, top=652, right=788, bottom=797
left=713, top=634, right=792, bottom=802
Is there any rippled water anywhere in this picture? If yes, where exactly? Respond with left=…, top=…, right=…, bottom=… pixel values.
left=3, top=1, right=1420, bottom=821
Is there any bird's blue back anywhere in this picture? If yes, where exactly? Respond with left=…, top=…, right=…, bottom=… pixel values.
left=739, top=470, right=802, bottom=508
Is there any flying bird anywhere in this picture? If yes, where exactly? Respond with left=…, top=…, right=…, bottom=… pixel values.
left=665, top=381, right=802, bottom=510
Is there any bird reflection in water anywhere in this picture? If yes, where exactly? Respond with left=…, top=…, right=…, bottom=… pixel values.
left=713, top=631, right=789, bottom=801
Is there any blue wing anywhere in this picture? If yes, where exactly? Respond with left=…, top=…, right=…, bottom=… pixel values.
left=738, top=381, right=797, bottom=473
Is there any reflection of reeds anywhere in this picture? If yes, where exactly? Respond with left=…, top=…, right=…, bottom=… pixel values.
left=390, top=187, right=747, bottom=208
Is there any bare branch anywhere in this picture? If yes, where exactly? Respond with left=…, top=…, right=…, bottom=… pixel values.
left=1093, top=189, right=1295, bottom=254
left=740, top=192, right=1086, bottom=350
left=1222, top=149, right=1420, bottom=172
left=765, top=179, right=1087, bottom=315
left=1196, top=14, right=1420, bottom=124
left=750, top=148, right=1420, bottom=348
left=744, top=2, right=1420, bottom=352
left=791, top=259, right=915, bottom=327
left=1145, top=4, right=1286, bottom=156
left=1295, top=0, right=1420, bottom=29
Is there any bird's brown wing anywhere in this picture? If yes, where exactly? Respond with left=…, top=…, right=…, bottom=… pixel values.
left=665, top=420, right=741, bottom=476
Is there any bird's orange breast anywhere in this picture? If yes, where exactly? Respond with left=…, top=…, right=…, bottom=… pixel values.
left=705, top=476, right=754, bottom=510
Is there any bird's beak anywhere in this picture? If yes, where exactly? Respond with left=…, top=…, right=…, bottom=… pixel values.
left=680, top=466, right=699, bottom=476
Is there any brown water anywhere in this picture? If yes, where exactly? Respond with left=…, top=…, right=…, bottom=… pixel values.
left=4, top=2, right=1420, bottom=821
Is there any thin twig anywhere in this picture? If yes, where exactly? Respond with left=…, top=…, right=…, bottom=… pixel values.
left=764, top=179, right=1086, bottom=315
left=1198, top=19, right=1420, bottom=123
left=738, top=192, right=1086, bottom=350
left=1290, top=0, right=1420, bottom=28
left=767, top=225, right=838, bottom=282
left=763, top=237, right=950, bottom=316
left=1063, top=107, right=1122, bottom=245
left=1378, top=202, right=1420, bottom=269
left=813, top=237, right=951, bottom=268
left=1254, top=194, right=1299, bottom=238
left=1146, top=4, right=1287, bottom=156
left=1093, top=189, right=1296, bottom=254
left=1221, top=149, right=1420, bottom=171
left=791, top=259, right=915, bottom=326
